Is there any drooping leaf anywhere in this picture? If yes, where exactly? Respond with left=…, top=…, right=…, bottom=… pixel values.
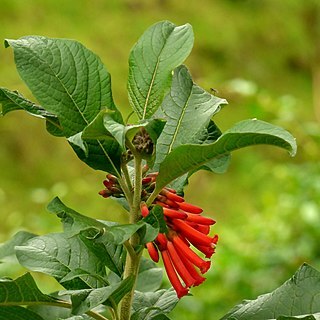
left=136, top=257, right=163, bottom=293
left=131, top=288, right=179, bottom=320
left=154, top=65, right=227, bottom=169
left=0, top=273, right=57, bottom=305
left=155, top=119, right=297, bottom=192
left=0, top=231, right=36, bottom=260
left=128, top=21, right=194, bottom=119
left=47, top=197, right=107, bottom=233
left=0, top=306, right=45, bottom=320
left=47, top=197, right=126, bottom=276
left=15, top=233, right=106, bottom=290
left=221, top=264, right=320, bottom=320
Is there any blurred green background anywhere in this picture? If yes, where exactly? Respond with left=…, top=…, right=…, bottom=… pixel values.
left=1, top=0, right=319, bottom=319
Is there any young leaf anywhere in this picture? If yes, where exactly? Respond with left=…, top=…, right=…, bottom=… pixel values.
left=221, top=263, right=320, bottom=320
left=5, top=36, right=122, bottom=136
left=155, top=119, right=297, bottom=192
left=154, top=65, right=227, bottom=169
left=131, top=288, right=179, bottom=320
left=128, top=21, right=194, bottom=119
left=15, top=233, right=106, bottom=289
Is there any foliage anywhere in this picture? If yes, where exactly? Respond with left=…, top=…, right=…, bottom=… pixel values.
left=0, top=18, right=317, bottom=320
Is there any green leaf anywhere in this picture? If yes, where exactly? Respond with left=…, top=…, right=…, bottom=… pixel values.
left=62, top=276, right=134, bottom=314
left=5, top=36, right=121, bottom=136
left=154, top=65, right=227, bottom=169
left=155, top=119, right=297, bottom=192
left=0, top=87, right=64, bottom=136
left=136, top=257, right=163, bottom=293
left=5, top=36, right=123, bottom=175
left=128, top=21, right=194, bottom=119
left=0, top=306, right=45, bottom=320
left=0, top=231, right=36, bottom=260
left=47, top=197, right=107, bottom=233
left=140, top=205, right=167, bottom=244
left=131, top=288, right=179, bottom=320
left=0, top=273, right=56, bottom=305
left=15, top=233, right=106, bottom=289
left=221, top=264, right=320, bottom=320
left=68, top=137, right=122, bottom=176
left=47, top=197, right=126, bottom=276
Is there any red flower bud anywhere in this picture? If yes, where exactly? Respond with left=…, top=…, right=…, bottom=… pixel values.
left=185, top=213, right=216, bottom=225
left=140, top=202, right=149, bottom=217
left=160, top=189, right=184, bottom=203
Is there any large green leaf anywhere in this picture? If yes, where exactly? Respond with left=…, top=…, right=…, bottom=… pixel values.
left=154, top=65, right=227, bottom=169
left=5, top=36, right=123, bottom=174
left=0, top=273, right=56, bottom=305
left=0, top=306, right=45, bottom=320
left=0, top=230, right=36, bottom=260
left=128, top=21, right=194, bottom=119
left=155, top=119, right=297, bottom=192
left=48, top=197, right=126, bottom=276
left=5, top=36, right=121, bottom=136
left=136, top=258, right=163, bottom=293
left=131, top=289, right=179, bottom=320
left=15, top=233, right=106, bottom=290
left=221, top=264, right=320, bottom=320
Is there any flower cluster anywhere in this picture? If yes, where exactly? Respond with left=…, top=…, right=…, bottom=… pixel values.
left=99, top=170, right=218, bottom=298
left=141, top=172, right=218, bottom=298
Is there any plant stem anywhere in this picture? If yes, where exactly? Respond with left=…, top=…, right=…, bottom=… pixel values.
left=119, top=155, right=143, bottom=320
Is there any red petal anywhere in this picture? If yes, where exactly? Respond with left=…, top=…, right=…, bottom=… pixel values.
left=161, top=250, right=189, bottom=298
left=178, top=201, right=203, bottom=214
left=140, top=202, right=149, bottom=217
left=167, top=241, right=197, bottom=287
left=163, top=208, right=188, bottom=219
left=172, top=235, right=211, bottom=274
left=173, top=219, right=216, bottom=247
left=186, top=213, right=216, bottom=225
left=161, top=189, right=185, bottom=203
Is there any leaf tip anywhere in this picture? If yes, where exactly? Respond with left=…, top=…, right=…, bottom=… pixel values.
left=4, top=39, right=11, bottom=48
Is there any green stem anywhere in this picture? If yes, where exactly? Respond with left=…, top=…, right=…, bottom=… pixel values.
left=119, top=155, right=143, bottom=320
left=121, top=162, right=133, bottom=193
left=146, top=185, right=161, bottom=207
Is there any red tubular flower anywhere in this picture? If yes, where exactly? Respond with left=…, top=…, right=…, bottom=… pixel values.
left=146, top=242, right=159, bottom=262
left=99, top=171, right=218, bottom=299
left=163, top=208, right=188, bottom=219
left=172, top=234, right=211, bottom=274
left=178, top=201, right=203, bottom=214
left=161, top=250, right=189, bottom=298
left=172, top=218, right=216, bottom=247
left=167, top=241, right=197, bottom=287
